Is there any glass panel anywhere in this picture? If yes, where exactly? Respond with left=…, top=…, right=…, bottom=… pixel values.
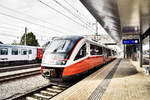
left=0, top=48, right=8, bottom=55
left=90, top=44, right=102, bottom=55
left=21, top=49, right=27, bottom=55
left=12, top=48, right=18, bottom=55
left=46, top=40, right=73, bottom=53
left=29, top=50, right=32, bottom=54
left=74, top=44, right=86, bottom=60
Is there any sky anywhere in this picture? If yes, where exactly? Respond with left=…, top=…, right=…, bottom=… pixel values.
left=0, top=0, right=109, bottom=46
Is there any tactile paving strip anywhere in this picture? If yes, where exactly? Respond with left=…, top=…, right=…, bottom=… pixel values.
left=88, top=59, right=121, bottom=100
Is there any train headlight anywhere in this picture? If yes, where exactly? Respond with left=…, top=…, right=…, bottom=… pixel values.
left=56, top=60, right=67, bottom=65
left=61, top=60, right=67, bottom=65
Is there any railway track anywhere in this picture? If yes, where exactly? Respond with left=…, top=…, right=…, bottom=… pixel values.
left=0, top=64, right=40, bottom=73
left=0, top=68, right=40, bottom=82
left=10, top=82, right=73, bottom=100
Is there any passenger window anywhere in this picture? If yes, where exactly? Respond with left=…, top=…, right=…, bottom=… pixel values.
left=108, top=49, right=111, bottom=56
left=74, top=44, right=86, bottom=60
left=12, top=48, right=18, bottom=55
left=106, top=49, right=111, bottom=57
left=29, top=50, right=32, bottom=54
left=90, top=44, right=103, bottom=55
left=97, top=46, right=103, bottom=55
left=0, top=48, right=8, bottom=55
left=21, top=49, right=27, bottom=55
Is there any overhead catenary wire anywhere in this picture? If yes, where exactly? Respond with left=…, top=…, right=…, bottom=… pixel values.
left=1, top=21, right=28, bottom=29
left=0, top=4, right=78, bottom=34
left=0, top=11, right=69, bottom=35
left=63, top=0, right=92, bottom=26
left=38, top=0, right=95, bottom=33
left=0, top=25, right=53, bottom=39
left=0, top=32, right=19, bottom=38
left=0, top=30, right=23, bottom=35
left=0, top=31, right=49, bottom=42
left=38, top=0, right=82, bottom=25
left=0, top=25, right=60, bottom=41
left=0, top=23, right=62, bottom=37
left=51, top=0, right=95, bottom=33
left=0, top=0, right=99, bottom=43
left=0, top=26, right=24, bottom=32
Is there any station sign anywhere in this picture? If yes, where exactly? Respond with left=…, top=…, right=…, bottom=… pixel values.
left=122, top=39, right=139, bottom=44
left=122, top=26, right=138, bottom=33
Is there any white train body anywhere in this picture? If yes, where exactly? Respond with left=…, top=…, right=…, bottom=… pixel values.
left=0, top=44, right=43, bottom=66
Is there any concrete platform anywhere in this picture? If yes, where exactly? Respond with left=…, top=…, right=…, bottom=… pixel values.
left=52, top=59, right=150, bottom=100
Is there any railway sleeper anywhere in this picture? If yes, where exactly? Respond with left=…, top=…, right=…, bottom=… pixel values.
left=40, top=90, right=57, bottom=96
left=33, top=93, right=52, bottom=100
left=26, top=97, right=38, bottom=100
left=57, top=84, right=69, bottom=88
left=46, top=88, right=62, bottom=93
left=51, top=86, right=65, bottom=90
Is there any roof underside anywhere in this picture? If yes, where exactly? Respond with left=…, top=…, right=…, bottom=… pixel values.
left=80, top=0, right=150, bottom=43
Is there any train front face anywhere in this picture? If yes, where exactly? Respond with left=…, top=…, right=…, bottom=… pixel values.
left=41, top=36, right=82, bottom=81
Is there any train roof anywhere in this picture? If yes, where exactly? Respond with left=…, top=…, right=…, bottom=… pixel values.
left=51, top=35, right=116, bottom=51
left=0, top=44, right=41, bottom=49
left=85, top=38, right=116, bottom=51
left=53, top=36, right=84, bottom=41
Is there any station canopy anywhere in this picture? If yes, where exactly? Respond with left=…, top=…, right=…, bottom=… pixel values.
left=80, top=0, right=150, bottom=43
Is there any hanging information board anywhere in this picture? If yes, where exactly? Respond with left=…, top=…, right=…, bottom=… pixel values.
left=122, top=39, right=139, bottom=44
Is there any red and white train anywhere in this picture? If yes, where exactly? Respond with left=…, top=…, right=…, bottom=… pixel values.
left=41, top=36, right=117, bottom=81
left=0, top=44, right=43, bottom=67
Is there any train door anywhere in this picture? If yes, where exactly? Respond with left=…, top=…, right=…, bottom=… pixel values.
left=28, top=49, right=33, bottom=61
left=0, top=47, right=9, bottom=62
left=89, top=44, right=104, bottom=68
left=11, top=48, right=19, bottom=61
left=28, top=48, right=37, bottom=61
left=74, top=44, right=86, bottom=60
left=72, top=43, right=89, bottom=73
left=103, top=47, right=106, bottom=63
left=37, top=48, right=43, bottom=60
left=21, top=49, right=28, bottom=61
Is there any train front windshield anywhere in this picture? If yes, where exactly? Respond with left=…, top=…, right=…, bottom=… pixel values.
left=47, top=40, right=72, bottom=53
left=43, top=39, right=74, bottom=65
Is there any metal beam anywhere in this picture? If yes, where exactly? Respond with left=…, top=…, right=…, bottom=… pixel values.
left=105, top=43, right=117, bottom=45
left=139, top=35, right=143, bottom=67
left=141, top=27, right=150, bottom=40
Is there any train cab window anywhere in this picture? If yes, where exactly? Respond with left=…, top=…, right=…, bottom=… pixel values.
left=74, top=44, right=86, bottom=60
left=0, top=48, right=8, bottom=55
left=29, top=50, right=32, bottom=54
left=12, top=48, right=18, bottom=55
left=21, top=49, right=27, bottom=55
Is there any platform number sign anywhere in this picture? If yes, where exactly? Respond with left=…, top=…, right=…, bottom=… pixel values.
left=122, top=39, right=139, bottom=44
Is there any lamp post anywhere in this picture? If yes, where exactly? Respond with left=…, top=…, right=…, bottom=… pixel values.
left=24, top=27, right=27, bottom=46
